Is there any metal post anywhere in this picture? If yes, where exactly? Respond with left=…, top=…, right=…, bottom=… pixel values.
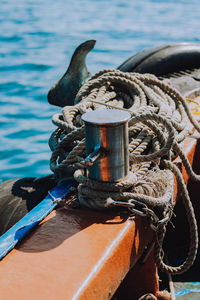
left=82, top=109, right=131, bottom=182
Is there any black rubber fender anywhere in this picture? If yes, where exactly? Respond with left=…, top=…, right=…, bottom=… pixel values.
left=0, top=176, right=56, bottom=236
left=118, top=43, right=200, bottom=76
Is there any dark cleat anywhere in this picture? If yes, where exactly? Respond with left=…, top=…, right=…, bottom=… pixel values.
left=48, top=40, right=96, bottom=107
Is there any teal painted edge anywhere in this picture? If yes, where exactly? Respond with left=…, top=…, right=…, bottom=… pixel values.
left=0, top=180, right=77, bottom=260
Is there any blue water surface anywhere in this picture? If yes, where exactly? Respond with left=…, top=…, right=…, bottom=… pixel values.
left=1, top=0, right=200, bottom=182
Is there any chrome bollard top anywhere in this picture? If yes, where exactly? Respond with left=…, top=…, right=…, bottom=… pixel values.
left=82, top=109, right=131, bottom=182
left=81, top=108, right=131, bottom=126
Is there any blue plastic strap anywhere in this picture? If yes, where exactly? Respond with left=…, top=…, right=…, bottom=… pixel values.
left=0, top=180, right=77, bottom=260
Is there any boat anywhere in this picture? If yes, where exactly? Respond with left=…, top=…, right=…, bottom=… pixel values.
left=0, top=41, right=200, bottom=300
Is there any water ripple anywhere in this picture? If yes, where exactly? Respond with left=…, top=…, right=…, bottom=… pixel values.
left=0, top=63, right=51, bottom=72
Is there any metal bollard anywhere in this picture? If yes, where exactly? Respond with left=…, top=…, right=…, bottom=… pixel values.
left=81, top=109, right=131, bottom=182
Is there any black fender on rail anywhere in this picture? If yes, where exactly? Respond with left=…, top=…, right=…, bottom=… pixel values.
left=118, top=43, right=200, bottom=76
left=0, top=176, right=56, bottom=236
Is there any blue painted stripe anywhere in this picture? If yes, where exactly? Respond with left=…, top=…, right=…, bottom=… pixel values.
left=0, top=180, right=77, bottom=260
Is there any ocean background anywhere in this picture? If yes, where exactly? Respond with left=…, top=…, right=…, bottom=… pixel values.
left=1, top=0, right=200, bottom=182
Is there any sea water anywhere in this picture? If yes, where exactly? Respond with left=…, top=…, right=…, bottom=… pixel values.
left=1, top=0, right=200, bottom=182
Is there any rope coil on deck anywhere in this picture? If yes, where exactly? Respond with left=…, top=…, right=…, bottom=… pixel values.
left=49, top=69, right=199, bottom=275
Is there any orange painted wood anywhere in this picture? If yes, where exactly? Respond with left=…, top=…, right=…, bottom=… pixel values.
left=114, top=245, right=159, bottom=300
left=0, top=209, right=154, bottom=300
left=0, top=135, right=198, bottom=300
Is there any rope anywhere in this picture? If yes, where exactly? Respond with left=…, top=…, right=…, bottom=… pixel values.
left=154, top=160, right=198, bottom=274
left=49, top=69, right=199, bottom=275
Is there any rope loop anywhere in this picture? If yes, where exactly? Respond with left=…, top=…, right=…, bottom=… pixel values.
left=129, top=113, right=175, bottom=162
left=49, top=68, right=200, bottom=275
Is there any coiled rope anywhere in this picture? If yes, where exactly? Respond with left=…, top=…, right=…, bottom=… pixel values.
left=49, top=69, right=199, bottom=275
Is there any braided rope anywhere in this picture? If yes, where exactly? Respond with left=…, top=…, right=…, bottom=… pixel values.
left=49, top=69, right=199, bottom=275
left=154, top=160, right=198, bottom=275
